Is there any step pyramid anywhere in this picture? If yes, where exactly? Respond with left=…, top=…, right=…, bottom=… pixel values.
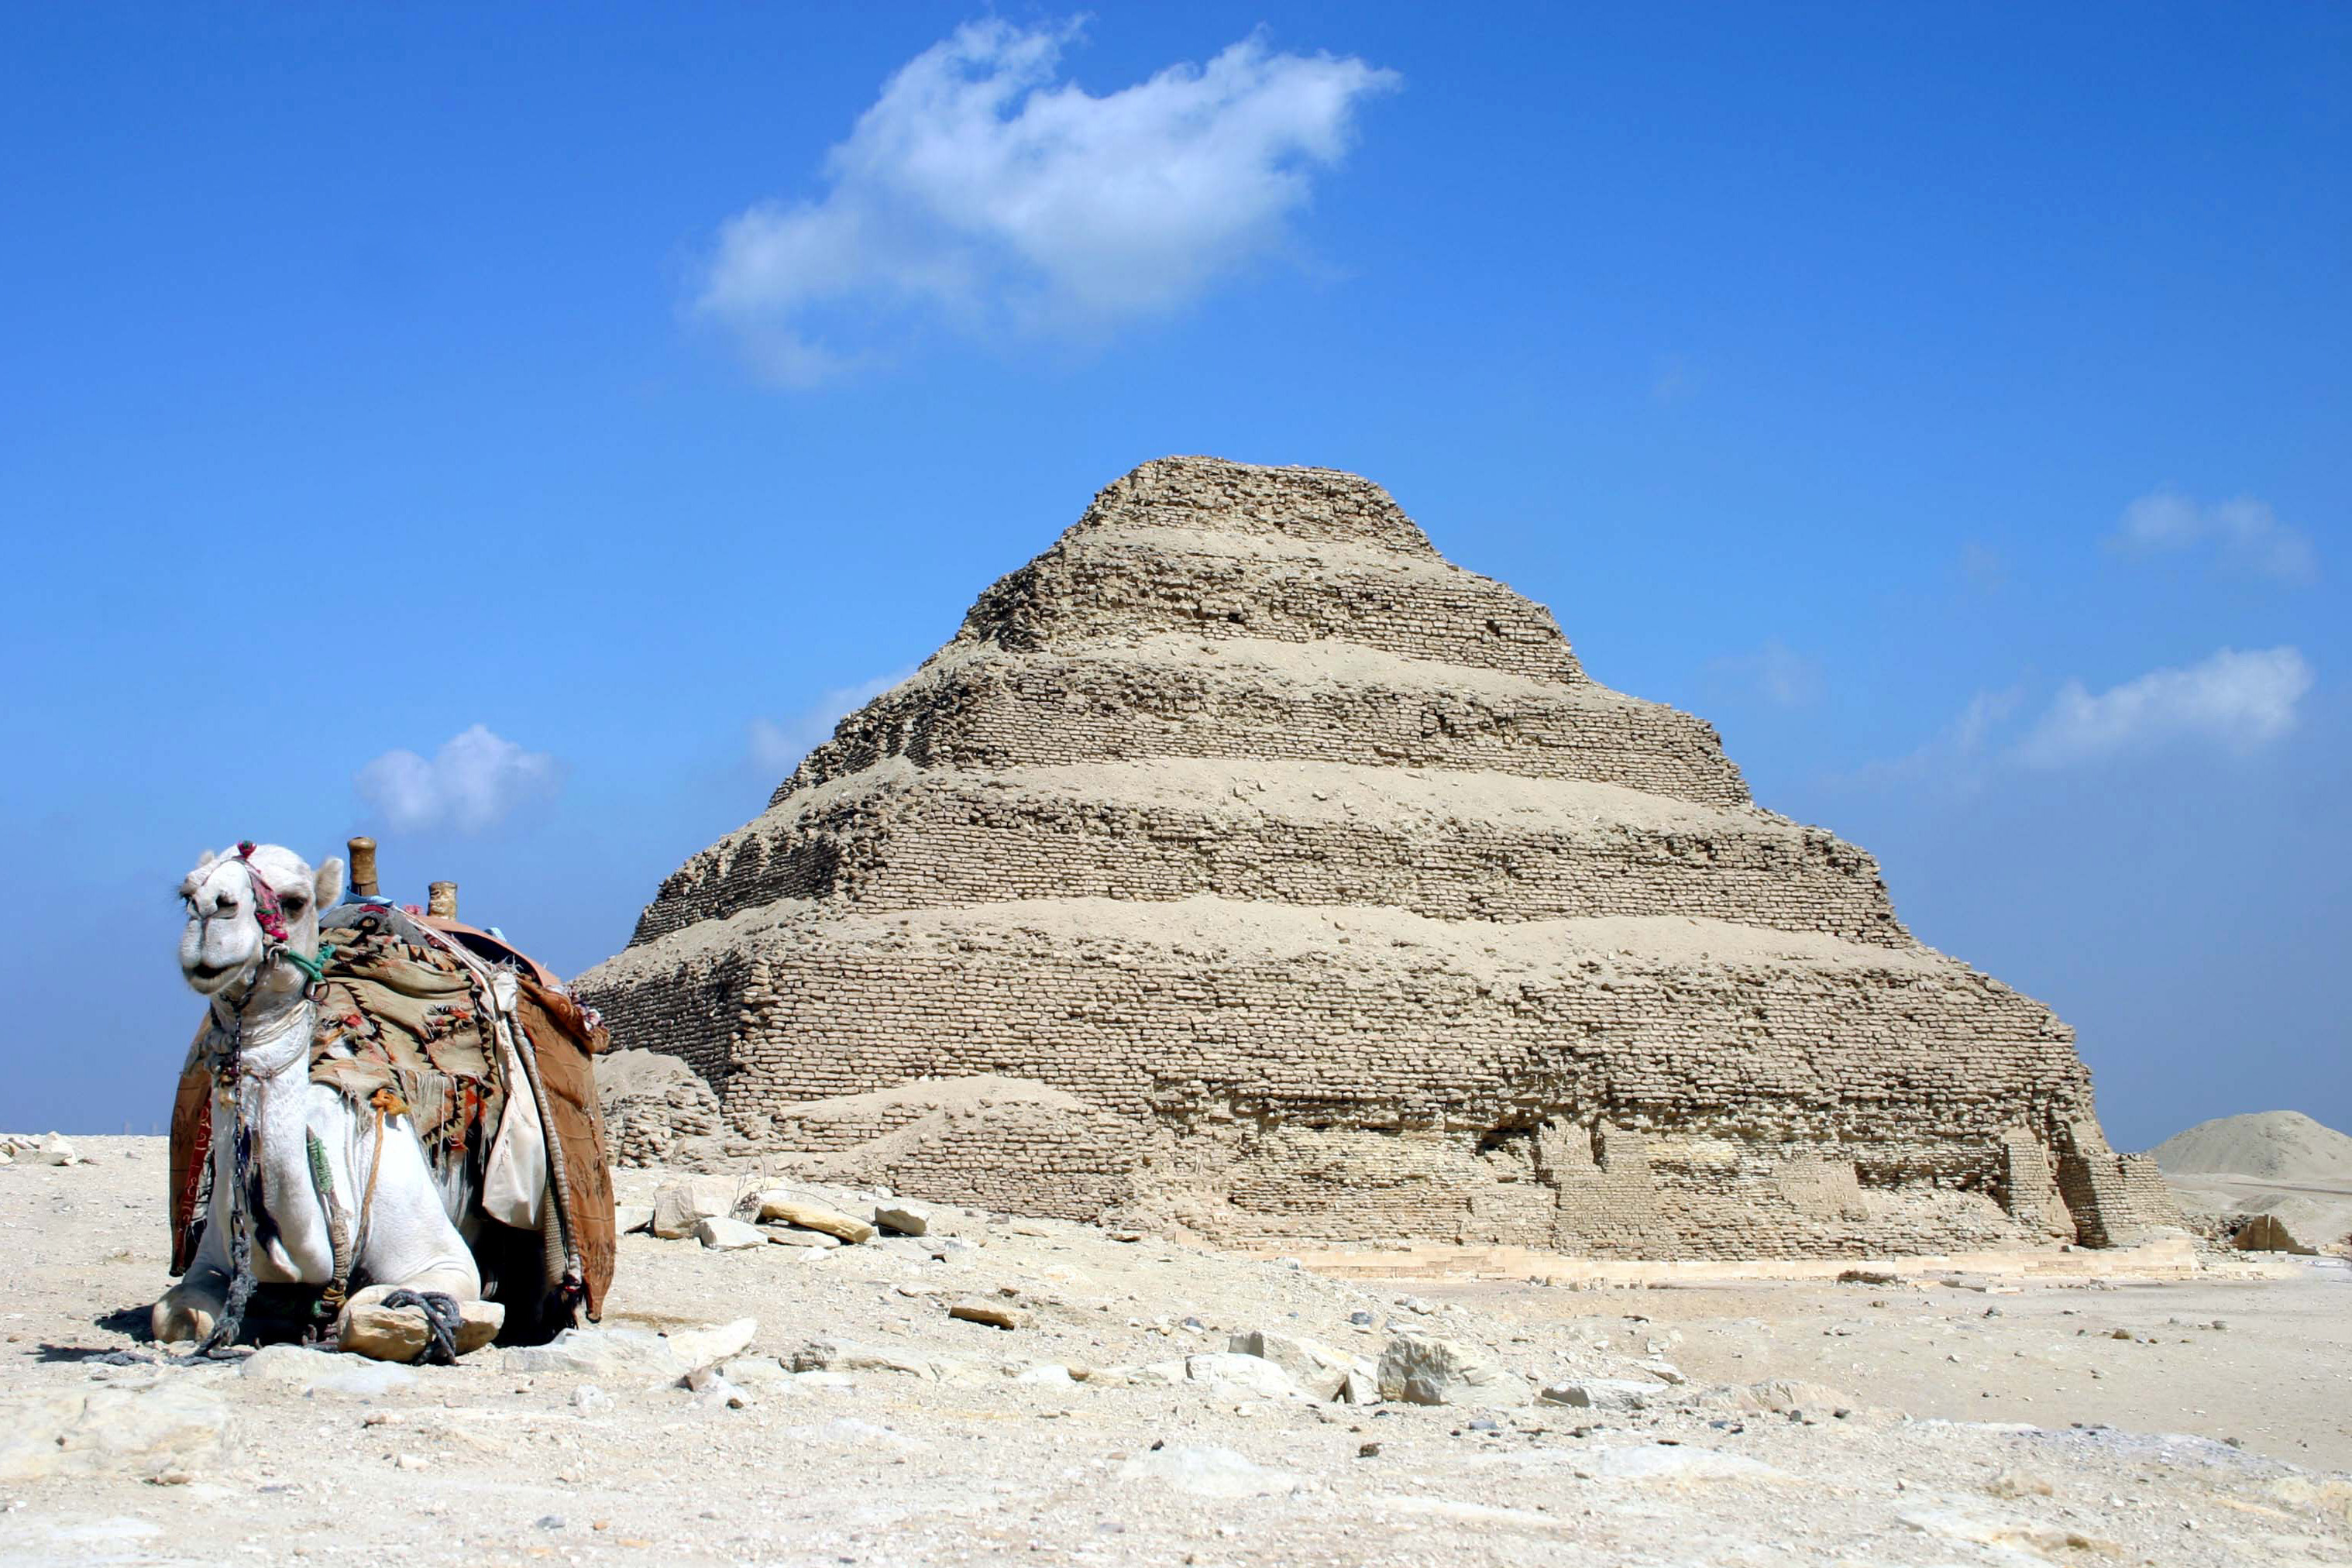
left=577, top=457, right=2179, bottom=1256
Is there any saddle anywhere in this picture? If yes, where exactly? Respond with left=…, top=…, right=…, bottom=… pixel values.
left=167, top=904, right=615, bottom=1326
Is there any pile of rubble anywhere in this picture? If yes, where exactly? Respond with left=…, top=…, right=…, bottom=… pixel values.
left=0, top=1133, right=88, bottom=1167
left=605, top=1170, right=1687, bottom=1415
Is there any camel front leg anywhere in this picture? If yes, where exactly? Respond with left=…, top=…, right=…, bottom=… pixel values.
left=325, top=1095, right=495, bottom=1360
left=151, top=1182, right=232, bottom=1345
left=151, top=1260, right=229, bottom=1345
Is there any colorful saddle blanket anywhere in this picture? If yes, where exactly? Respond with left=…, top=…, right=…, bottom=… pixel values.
left=309, top=912, right=510, bottom=1181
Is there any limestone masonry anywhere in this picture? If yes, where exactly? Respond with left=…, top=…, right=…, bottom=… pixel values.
left=577, top=457, right=2180, bottom=1257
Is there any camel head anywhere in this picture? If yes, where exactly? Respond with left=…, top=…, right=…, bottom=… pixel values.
left=177, top=843, right=345, bottom=999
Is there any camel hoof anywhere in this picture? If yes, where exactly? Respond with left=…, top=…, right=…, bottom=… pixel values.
left=150, top=1298, right=217, bottom=1346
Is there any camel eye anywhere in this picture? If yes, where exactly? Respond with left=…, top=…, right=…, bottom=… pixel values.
left=283, top=896, right=307, bottom=913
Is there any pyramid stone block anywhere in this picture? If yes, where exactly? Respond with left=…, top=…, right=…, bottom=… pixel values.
left=577, top=456, right=2174, bottom=1256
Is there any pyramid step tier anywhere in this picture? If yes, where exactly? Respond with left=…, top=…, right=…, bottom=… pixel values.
left=636, top=758, right=1903, bottom=947
left=1068, top=456, right=1441, bottom=557
left=585, top=897, right=2082, bottom=1139
left=576, top=897, right=2096, bottom=1257
left=781, top=636, right=1748, bottom=810
left=954, top=534, right=1583, bottom=684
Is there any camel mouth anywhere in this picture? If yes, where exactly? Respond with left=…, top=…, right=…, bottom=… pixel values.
left=184, top=959, right=244, bottom=993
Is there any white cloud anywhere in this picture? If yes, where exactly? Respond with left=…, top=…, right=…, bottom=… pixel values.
left=356, top=724, right=562, bottom=834
left=2107, top=489, right=2317, bottom=583
left=2013, top=647, right=2314, bottom=769
left=697, top=19, right=1398, bottom=383
left=1707, top=638, right=1824, bottom=707
left=751, top=670, right=916, bottom=775
left=1841, top=685, right=2022, bottom=791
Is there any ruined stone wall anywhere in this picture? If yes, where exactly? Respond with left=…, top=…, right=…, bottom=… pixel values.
left=774, top=644, right=1749, bottom=810
left=634, top=763, right=1901, bottom=947
left=2058, top=1123, right=2189, bottom=1247
left=958, top=537, right=1583, bottom=683
left=578, top=456, right=2177, bottom=1255
left=586, top=896, right=2109, bottom=1255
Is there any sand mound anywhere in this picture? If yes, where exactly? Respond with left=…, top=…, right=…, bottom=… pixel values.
left=2148, top=1111, right=2352, bottom=1182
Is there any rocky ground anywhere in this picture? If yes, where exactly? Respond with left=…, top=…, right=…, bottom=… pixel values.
left=3, top=1139, right=2350, bottom=1566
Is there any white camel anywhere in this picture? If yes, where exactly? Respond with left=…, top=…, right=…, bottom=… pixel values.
left=153, top=842, right=483, bottom=1357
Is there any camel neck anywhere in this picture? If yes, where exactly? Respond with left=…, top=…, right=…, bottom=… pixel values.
left=212, top=992, right=332, bottom=1283
left=210, top=987, right=312, bottom=1078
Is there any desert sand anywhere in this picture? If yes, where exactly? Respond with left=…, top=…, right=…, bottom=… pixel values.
left=3, top=1137, right=2350, bottom=1566
left=2154, top=1111, right=2352, bottom=1255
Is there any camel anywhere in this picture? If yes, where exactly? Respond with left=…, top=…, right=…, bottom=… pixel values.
left=153, top=842, right=484, bottom=1357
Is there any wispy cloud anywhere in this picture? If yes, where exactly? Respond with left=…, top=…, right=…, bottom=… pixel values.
left=2106, top=489, right=2317, bottom=584
left=1843, top=686, right=2023, bottom=791
left=1847, top=646, right=2313, bottom=790
left=696, top=19, right=1399, bottom=383
left=356, top=725, right=562, bottom=834
left=751, top=670, right=916, bottom=775
left=1706, top=638, right=1824, bottom=707
left=2013, top=646, right=2314, bottom=769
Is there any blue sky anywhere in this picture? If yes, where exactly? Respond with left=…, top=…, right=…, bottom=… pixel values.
left=3, top=5, right=2343, bottom=1149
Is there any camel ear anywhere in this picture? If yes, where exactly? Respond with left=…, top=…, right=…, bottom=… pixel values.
left=196, top=849, right=218, bottom=871
left=312, top=856, right=346, bottom=913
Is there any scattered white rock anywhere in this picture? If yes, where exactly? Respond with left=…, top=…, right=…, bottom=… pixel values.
left=1687, top=1378, right=1858, bottom=1418
left=761, top=1226, right=841, bottom=1250
left=947, top=1299, right=1029, bottom=1331
left=749, top=1190, right=876, bottom=1243
left=1119, top=1443, right=1303, bottom=1499
left=614, top=1205, right=654, bottom=1235
left=789, top=1370, right=859, bottom=1391
left=501, top=1317, right=754, bottom=1381
left=1377, top=1332, right=1528, bottom=1407
left=335, top=1296, right=502, bottom=1362
left=789, top=1339, right=936, bottom=1380
left=665, top=1318, right=759, bottom=1371
left=928, top=1357, right=991, bottom=1387
left=1541, top=1377, right=1670, bottom=1411
left=1227, top=1329, right=1358, bottom=1401
left=240, top=1345, right=416, bottom=1398
left=695, top=1216, right=765, bottom=1250
left=873, top=1202, right=930, bottom=1236
left=1900, top=1508, right=2118, bottom=1557
left=683, top=1366, right=752, bottom=1410
left=651, top=1176, right=738, bottom=1240
left=1185, top=1352, right=1311, bottom=1402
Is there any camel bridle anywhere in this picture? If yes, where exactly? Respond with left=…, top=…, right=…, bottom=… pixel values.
left=177, top=843, right=335, bottom=1360
left=187, top=844, right=333, bottom=1048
